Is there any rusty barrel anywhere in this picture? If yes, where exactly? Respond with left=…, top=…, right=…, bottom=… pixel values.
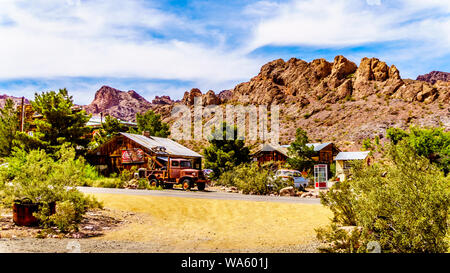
left=12, top=200, right=56, bottom=226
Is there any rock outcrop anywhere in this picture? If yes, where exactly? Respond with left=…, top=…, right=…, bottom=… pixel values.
left=229, top=56, right=447, bottom=106
left=181, top=88, right=221, bottom=106
left=152, top=95, right=173, bottom=105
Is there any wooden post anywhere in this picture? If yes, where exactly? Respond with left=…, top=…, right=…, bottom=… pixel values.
left=20, top=97, right=25, bottom=132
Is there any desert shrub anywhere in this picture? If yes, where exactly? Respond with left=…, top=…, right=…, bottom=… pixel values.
left=316, top=141, right=450, bottom=253
left=0, top=146, right=102, bottom=232
left=218, top=162, right=273, bottom=195
left=216, top=169, right=238, bottom=187
left=119, top=166, right=137, bottom=182
left=138, top=178, right=148, bottom=189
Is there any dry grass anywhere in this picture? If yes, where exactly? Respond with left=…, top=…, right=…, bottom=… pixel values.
left=89, top=193, right=332, bottom=252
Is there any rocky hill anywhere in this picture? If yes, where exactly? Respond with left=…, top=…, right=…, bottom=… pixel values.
left=83, top=85, right=154, bottom=121
left=417, top=71, right=450, bottom=85
left=83, top=56, right=449, bottom=150
left=225, top=56, right=449, bottom=150
left=0, top=94, right=29, bottom=108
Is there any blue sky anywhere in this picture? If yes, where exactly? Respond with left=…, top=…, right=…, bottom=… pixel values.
left=0, top=0, right=449, bottom=105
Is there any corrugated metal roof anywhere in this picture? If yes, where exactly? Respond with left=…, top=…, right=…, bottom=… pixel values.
left=258, top=143, right=289, bottom=157
left=306, top=143, right=332, bottom=151
left=120, top=133, right=202, bottom=158
left=87, top=116, right=137, bottom=127
left=282, top=143, right=332, bottom=151
left=335, top=151, right=370, bottom=161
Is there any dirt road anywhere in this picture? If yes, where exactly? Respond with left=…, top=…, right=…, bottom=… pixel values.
left=77, top=186, right=321, bottom=204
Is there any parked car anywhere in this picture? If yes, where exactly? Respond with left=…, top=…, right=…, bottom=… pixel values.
left=203, top=169, right=214, bottom=178
left=271, top=169, right=309, bottom=190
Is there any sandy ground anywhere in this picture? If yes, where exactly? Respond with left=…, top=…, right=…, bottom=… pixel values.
left=0, top=193, right=331, bottom=253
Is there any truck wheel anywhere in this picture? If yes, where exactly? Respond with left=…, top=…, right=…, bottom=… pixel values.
left=197, top=183, right=206, bottom=191
left=149, top=178, right=159, bottom=187
left=181, top=179, right=192, bottom=191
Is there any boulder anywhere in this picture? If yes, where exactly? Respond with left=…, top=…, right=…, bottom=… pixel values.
left=279, top=186, right=296, bottom=196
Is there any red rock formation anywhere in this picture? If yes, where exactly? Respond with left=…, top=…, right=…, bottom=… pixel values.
left=83, top=85, right=152, bottom=121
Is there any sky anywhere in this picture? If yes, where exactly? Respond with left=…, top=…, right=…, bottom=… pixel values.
left=0, top=0, right=449, bottom=105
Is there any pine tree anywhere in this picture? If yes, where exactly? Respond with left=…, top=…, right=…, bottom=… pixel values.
left=203, top=122, right=250, bottom=179
left=15, top=89, right=91, bottom=155
left=132, top=110, right=170, bottom=137
left=286, top=128, right=315, bottom=171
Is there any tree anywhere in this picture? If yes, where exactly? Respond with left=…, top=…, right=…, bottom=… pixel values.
left=132, top=110, right=170, bottom=137
left=0, top=99, right=19, bottom=157
left=316, top=141, right=449, bottom=253
left=286, top=128, right=315, bottom=171
left=387, top=126, right=450, bottom=174
left=14, top=89, right=91, bottom=155
left=203, top=122, right=251, bottom=179
left=102, top=115, right=126, bottom=136
left=90, top=115, right=127, bottom=149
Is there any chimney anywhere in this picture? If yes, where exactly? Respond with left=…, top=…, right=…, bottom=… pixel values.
left=142, top=131, right=150, bottom=138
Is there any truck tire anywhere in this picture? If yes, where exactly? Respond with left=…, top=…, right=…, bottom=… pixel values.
left=197, top=183, right=206, bottom=191
left=149, top=178, right=159, bottom=187
left=181, top=179, right=192, bottom=191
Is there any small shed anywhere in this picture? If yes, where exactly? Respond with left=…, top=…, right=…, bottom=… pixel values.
left=335, top=151, right=371, bottom=181
left=252, top=143, right=289, bottom=164
left=86, top=132, right=202, bottom=176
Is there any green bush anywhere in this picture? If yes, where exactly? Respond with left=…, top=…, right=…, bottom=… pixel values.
left=119, top=167, right=137, bottom=182
left=316, top=141, right=450, bottom=253
left=218, top=162, right=274, bottom=195
left=0, top=146, right=102, bottom=232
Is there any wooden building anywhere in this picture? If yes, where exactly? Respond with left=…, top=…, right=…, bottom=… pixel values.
left=86, top=132, right=202, bottom=176
left=253, top=142, right=341, bottom=167
left=305, top=143, right=341, bottom=166
left=252, top=144, right=289, bottom=164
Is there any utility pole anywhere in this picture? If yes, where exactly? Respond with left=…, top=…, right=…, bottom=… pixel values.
left=20, top=96, right=25, bottom=132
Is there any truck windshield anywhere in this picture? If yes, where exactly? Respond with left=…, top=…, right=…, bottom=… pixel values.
left=180, top=161, right=191, bottom=168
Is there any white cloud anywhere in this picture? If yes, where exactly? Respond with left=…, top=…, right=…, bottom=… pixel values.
left=246, top=0, right=450, bottom=53
left=0, top=0, right=449, bottom=104
left=366, top=0, right=381, bottom=6
left=0, top=0, right=261, bottom=88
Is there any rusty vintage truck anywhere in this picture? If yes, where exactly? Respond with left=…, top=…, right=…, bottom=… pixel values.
left=136, top=157, right=210, bottom=191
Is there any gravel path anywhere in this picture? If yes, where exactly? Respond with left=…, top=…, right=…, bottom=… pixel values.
left=78, top=186, right=321, bottom=204
left=0, top=238, right=320, bottom=253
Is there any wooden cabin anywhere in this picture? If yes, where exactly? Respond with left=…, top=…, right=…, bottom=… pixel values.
left=86, top=132, right=202, bottom=176
left=252, top=144, right=289, bottom=164
left=306, top=143, right=341, bottom=166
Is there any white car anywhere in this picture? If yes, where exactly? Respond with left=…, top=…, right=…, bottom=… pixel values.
left=273, top=169, right=309, bottom=189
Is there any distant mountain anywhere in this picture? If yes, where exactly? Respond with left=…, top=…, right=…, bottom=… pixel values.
left=417, top=71, right=450, bottom=85
left=83, top=85, right=153, bottom=121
